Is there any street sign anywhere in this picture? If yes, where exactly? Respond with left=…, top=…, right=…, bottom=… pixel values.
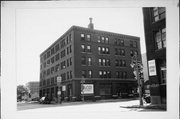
left=57, top=91, right=61, bottom=95
left=148, top=60, right=157, bottom=76
left=57, top=76, right=62, bottom=83
left=62, top=85, right=66, bottom=91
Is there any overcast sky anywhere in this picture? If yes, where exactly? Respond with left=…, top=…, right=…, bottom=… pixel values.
left=16, top=7, right=146, bottom=85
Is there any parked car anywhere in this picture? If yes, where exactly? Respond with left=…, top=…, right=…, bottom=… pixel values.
left=144, top=94, right=151, bottom=103
left=39, top=96, right=51, bottom=104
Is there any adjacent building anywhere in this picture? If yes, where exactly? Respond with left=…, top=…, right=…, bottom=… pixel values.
left=26, top=81, right=39, bottom=100
left=39, top=18, right=141, bottom=101
left=143, top=7, right=166, bottom=104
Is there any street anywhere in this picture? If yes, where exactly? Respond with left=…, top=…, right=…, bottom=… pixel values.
left=17, top=98, right=166, bottom=112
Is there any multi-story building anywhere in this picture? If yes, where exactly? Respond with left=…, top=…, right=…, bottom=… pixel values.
left=39, top=18, right=141, bottom=101
left=143, top=7, right=166, bottom=104
left=26, top=81, right=39, bottom=100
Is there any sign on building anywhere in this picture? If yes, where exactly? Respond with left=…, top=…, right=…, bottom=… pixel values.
left=81, top=84, right=94, bottom=94
left=62, top=85, right=66, bottom=91
left=148, top=60, right=157, bottom=76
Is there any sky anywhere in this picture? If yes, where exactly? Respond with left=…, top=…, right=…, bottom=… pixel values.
left=16, top=7, right=146, bottom=85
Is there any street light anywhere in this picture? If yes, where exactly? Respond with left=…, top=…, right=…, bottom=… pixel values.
left=130, top=54, right=144, bottom=106
left=57, top=76, right=62, bottom=104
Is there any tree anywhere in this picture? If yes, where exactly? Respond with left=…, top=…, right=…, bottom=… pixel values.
left=17, top=85, right=28, bottom=101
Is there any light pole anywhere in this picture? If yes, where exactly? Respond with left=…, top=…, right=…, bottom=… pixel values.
left=57, top=76, right=62, bottom=104
left=130, top=53, right=143, bottom=106
left=80, top=78, right=85, bottom=102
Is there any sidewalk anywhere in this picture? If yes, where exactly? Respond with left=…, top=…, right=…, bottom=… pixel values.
left=120, top=102, right=166, bottom=111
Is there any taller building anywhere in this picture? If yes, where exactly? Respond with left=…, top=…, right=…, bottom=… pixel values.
left=143, top=7, right=166, bottom=104
left=39, top=18, right=141, bottom=101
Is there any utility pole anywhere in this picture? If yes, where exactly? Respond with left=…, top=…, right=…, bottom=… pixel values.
left=130, top=53, right=143, bottom=106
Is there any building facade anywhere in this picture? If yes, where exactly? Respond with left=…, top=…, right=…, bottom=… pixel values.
left=143, top=7, right=166, bottom=104
left=39, top=19, right=141, bottom=101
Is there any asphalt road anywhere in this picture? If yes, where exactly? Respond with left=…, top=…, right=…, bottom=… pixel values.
left=17, top=98, right=165, bottom=112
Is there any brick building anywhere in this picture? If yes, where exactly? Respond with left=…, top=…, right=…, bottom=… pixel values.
left=143, top=7, right=166, bottom=104
left=39, top=18, right=141, bottom=101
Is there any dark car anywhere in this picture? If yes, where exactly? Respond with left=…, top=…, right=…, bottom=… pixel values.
left=39, top=96, right=51, bottom=104
left=144, top=94, right=151, bottom=103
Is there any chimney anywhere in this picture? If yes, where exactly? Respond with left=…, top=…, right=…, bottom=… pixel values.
left=88, top=17, right=94, bottom=29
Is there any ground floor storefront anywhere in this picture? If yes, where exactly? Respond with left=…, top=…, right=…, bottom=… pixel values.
left=39, top=79, right=138, bottom=102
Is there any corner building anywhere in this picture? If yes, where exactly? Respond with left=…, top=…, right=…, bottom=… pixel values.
left=143, top=7, right=166, bottom=104
left=39, top=21, right=141, bottom=101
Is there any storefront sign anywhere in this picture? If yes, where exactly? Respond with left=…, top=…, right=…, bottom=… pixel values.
left=148, top=60, right=157, bottom=76
left=62, top=85, right=66, bottom=91
left=150, top=84, right=159, bottom=87
left=81, top=84, right=94, bottom=94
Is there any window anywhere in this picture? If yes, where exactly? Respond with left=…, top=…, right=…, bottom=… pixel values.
left=105, top=37, right=109, bottom=44
left=87, top=35, right=91, bottom=41
left=67, top=72, right=70, bottom=80
left=47, top=51, right=50, bottom=58
left=69, top=34, right=72, bottom=42
left=119, top=60, right=122, bottom=66
left=122, top=60, right=126, bottom=67
left=70, top=71, right=72, bottom=79
left=44, top=54, right=47, bottom=60
left=55, top=53, right=60, bottom=61
left=106, top=59, right=110, bottom=66
left=67, top=59, right=69, bottom=67
left=51, top=67, right=54, bottom=74
left=120, top=39, right=124, bottom=46
left=130, top=41, right=133, bottom=47
left=69, top=45, right=72, bottom=53
left=116, top=71, right=120, bottom=78
left=81, top=44, right=85, bottom=52
left=51, top=48, right=55, bottom=55
left=99, top=71, right=103, bottom=78
left=60, top=39, right=66, bottom=48
left=55, top=64, right=60, bottom=72
left=47, top=69, right=50, bottom=76
left=101, top=37, right=105, bottom=43
left=133, top=41, right=137, bottom=48
left=153, top=7, right=165, bottom=22
left=81, top=56, right=86, bottom=65
left=61, top=61, right=66, bottom=69
left=66, top=36, right=69, bottom=44
left=82, top=70, right=86, bottom=78
left=88, top=57, right=92, bottom=66
left=103, top=59, right=106, bottom=66
left=115, top=59, right=119, bottom=66
left=123, top=72, right=127, bottom=79
left=88, top=70, right=92, bottom=78
left=98, top=47, right=101, bottom=54
left=99, top=59, right=102, bottom=66
left=102, top=47, right=105, bottom=54
left=106, top=48, right=110, bottom=54
left=81, top=34, right=85, bottom=40
left=121, top=49, right=125, bottom=56
left=107, top=71, right=111, bottom=78
left=67, top=47, right=69, bottom=55
left=155, top=28, right=166, bottom=49
left=115, top=48, right=118, bottom=55
left=70, top=57, right=72, bottom=66
left=87, top=45, right=91, bottom=52
left=61, top=50, right=66, bottom=58
left=51, top=57, right=54, bottom=64
left=47, top=60, right=50, bottom=66
left=61, top=73, right=66, bottom=81
left=97, top=36, right=101, bottom=43
left=55, top=44, right=60, bottom=52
